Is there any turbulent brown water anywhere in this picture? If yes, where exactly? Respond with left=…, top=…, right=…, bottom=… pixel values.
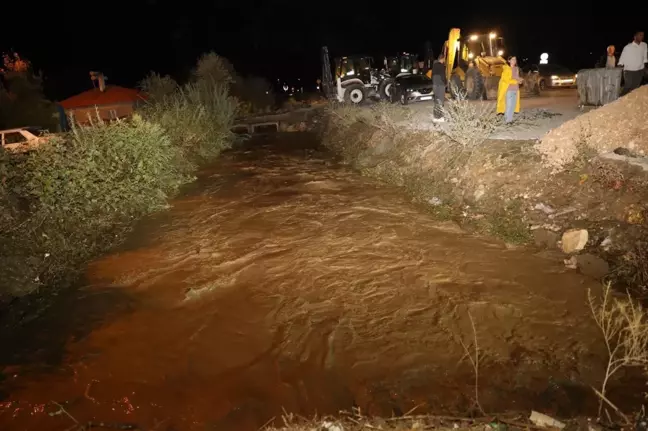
left=0, top=133, right=617, bottom=430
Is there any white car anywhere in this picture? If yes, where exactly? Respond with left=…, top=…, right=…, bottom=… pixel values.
left=0, top=127, right=51, bottom=153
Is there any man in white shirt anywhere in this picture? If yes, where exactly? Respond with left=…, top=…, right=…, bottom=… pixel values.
left=618, top=31, right=647, bottom=95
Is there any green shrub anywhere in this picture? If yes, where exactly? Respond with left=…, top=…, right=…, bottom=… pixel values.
left=0, top=115, right=194, bottom=297
left=138, top=72, right=179, bottom=102
left=27, top=115, right=191, bottom=220
left=140, top=78, right=237, bottom=163
left=0, top=147, right=16, bottom=232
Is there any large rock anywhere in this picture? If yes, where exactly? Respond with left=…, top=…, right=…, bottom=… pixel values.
left=561, top=229, right=589, bottom=254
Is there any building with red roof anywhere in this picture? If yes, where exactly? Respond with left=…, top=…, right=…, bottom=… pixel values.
left=59, top=72, right=147, bottom=125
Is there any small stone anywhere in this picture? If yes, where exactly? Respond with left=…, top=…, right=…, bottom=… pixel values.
left=575, top=254, right=609, bottom=279
left=534, top=203, right=555, bottom=214
left=600, top=237, right=613, bottom=251
left=564, top=256, right=578, bottom=269
left=561, top=229, right=589, bottom=254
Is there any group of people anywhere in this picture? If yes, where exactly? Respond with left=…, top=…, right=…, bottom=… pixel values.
left=598, top=31, right=647, bottom=96
left=429, top=30, right=647, bottom=124
left=429, top=54, right=521, bottom=124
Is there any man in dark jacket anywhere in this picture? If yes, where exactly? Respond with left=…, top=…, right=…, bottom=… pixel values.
left=432, top=54, right=447, bottom=122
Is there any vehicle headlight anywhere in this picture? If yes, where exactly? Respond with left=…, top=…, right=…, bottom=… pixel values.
left=551, top=75, right=559, bottom=79
left=497, top=50, right=504, bottom=56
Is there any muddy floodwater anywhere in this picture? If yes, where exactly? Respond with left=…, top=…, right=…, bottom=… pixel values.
left=0, top=133, right=619, bottom=430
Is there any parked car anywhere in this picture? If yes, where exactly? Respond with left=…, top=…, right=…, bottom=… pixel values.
left=391, top=73, right=435, bottom=104
left=0, top=127, right=51, bottom=154
left=523, top=64, right=577, bottom=90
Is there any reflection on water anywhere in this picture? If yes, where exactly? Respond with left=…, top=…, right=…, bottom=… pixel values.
left=0, top=134, right=611, bottom=430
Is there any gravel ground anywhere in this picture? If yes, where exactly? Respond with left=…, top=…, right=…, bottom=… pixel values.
left=403, top=89, right=589, bottom=141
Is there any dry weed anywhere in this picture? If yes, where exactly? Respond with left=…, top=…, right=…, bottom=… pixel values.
left=615, top=241, right=648, bottom=296
left=328, top=101, right=411, bottom=134
left=437, top=88, right=498, bottom=149
left=326, top=102, right=365, bottom=128
left=455, top=311, right=485, bottom=415
left=264, top=408, right=517, bottom=431
left=588, top=282, right=648, bottom=420
left=368, top=101, right=413, bottom=134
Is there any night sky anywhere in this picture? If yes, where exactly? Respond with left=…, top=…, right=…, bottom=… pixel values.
left=2, top=2, right=646, bottom=101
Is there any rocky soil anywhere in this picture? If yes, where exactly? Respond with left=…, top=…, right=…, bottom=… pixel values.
left=537, top=86, right=648, bottom=170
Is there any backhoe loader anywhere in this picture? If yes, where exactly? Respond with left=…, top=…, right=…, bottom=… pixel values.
left=442, top=28, right=540, bottom=100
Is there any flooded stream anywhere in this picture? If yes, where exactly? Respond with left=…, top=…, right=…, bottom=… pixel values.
left=0, top=133, right=615, bottom=430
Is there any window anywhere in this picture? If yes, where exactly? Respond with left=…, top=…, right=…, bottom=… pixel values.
left=3, top=132, right=26, bottom=145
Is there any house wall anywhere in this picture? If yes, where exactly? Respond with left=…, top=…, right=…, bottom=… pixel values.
left=66, top=102, right=136, bottom=125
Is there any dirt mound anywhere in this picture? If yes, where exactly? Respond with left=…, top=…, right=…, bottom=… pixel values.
left=537, top=86, right=648, bottom=170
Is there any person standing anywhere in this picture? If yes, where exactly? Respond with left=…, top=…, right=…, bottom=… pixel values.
left=596, top=45, right=617, bottom=68
left=431, top=54, right=447, bottom=122
left=618, top=31, right=647, bottom=95
left=497, top=56, right=522, bottom=124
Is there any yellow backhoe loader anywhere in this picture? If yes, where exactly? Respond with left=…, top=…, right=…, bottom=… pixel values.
left=442, top=28, right=540, bottom=100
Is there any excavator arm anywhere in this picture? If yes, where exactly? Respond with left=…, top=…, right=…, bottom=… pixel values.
left=445, top=28, right=461, bottom=83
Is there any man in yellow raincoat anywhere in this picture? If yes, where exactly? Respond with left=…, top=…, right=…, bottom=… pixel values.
left=497, top=56, right=522, bottom=123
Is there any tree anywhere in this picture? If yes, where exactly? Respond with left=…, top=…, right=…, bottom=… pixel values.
left=0, top=52, right=57, bottom=131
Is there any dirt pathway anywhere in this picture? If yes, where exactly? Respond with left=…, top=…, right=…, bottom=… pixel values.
left=406, top=89, right=587, bottom=140
left=0, top=134, right=611, bottom=430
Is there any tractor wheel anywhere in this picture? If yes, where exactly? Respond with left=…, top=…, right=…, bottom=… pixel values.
left=344, top=84, right=366, bottom=104
left=483, top=76, right=500, bottom=100
left=464, top=68, right=485, bottom=100
left=378, top=78, right=394, bottom=100
left=449, top=74, right=464, bottom=99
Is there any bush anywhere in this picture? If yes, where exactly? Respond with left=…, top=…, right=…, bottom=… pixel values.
left=0, top=116, right=193, bottom=296
left=189, top=52, right=274, bottom=115
left=139, top=72, right=178, bottom=102
left=436, top=89, right=498, bottom=149
left=139, top=78, right=237, bottom=163
left=28, top=115, right=190, bottom=219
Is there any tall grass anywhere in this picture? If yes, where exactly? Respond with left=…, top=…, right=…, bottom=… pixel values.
left=140, top=80, right=237, bottom=162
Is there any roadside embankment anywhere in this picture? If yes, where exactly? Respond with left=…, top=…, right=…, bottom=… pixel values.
left=321, top=98, right=648, bottom=295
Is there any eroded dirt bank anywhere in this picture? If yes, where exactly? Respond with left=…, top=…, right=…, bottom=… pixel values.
left=0, top=134, right=620, bottom=430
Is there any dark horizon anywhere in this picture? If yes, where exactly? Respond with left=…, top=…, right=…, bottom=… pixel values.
left=2, top=3, right=645, bottom=101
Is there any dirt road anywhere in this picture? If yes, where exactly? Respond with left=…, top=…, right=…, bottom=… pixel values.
left=407, top=89, right=586, bottom=140
left=0, top=134, right=617, bottom=430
